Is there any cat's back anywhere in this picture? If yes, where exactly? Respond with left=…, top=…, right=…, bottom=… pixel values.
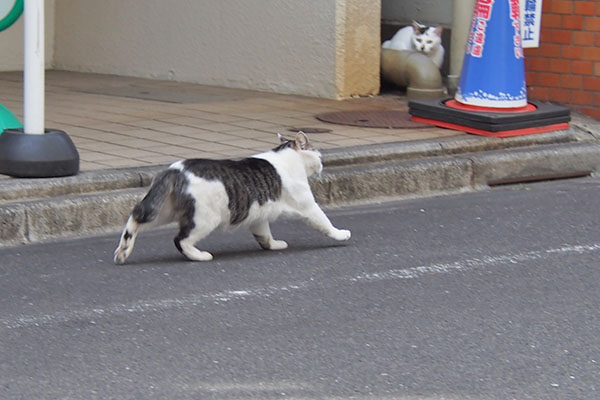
left=173, top=157, right=276, bottom=180
left=171, top=157, right=283, bottom=225
left=382, top=26, right=413, bottom=50
left=173, top=157, right=282, bottom=198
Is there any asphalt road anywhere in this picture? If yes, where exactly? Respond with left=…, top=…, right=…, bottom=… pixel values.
left=1, top=177, right=600, bottom=399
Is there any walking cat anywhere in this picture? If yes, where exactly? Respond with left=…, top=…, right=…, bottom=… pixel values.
left=382, top=21, right=444, bottom=69
left=114, top=132, right=351, bottom=264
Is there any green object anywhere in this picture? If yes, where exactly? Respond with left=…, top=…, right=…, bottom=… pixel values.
left=0, top=1, right=24, bottom=135
left=0, top=0, right=23, bottom=32
left=0, top=104, right=23, bottom=134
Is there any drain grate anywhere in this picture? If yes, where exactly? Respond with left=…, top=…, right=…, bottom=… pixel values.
left=315, top=110, right=430, bottom=129
left=287, top=127, right=333, bottom=134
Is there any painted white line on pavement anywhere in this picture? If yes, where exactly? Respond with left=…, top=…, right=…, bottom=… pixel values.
left=0, top=282, right=311, bottom=330
left=351, top=243, right=600, bottom=282
left=2, top=243, right=599, bottom=330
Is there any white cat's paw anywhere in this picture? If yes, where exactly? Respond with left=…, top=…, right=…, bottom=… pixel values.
left=113, top=249, right=128, bottom=265
left=330, top=229, right=351, bottom=241
left=269, top=240, right=288, bottom=250
left=186, top=251, right=213, bottom=262
left=181, top=244, right=214, bottom=261
left=114, top=245, right=132, bottom=265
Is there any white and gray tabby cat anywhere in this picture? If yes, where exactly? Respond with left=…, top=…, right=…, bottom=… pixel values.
left=114, top=132, right=351, bottom=264
left=382, top=21, right=444, bottom=69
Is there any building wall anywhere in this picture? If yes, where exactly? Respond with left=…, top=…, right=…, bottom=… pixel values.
left=336, top=0, right=381, bottom=98
left=0, top=1, right=381, bottom=99
left=0, top=0, right=56, bottom=70
left=51, top=0, right=380, bottom=99
left=381, top=0, right=452, bottom=27
left=53, top=0, right=338, bottom=98
left=525, top=0, right=600, bottom=119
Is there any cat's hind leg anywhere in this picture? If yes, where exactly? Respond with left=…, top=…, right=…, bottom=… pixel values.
left=250, top=221, right=288, bottom=250
left=114, top=170, right=181, bottom=264
left=114, top=216, right=140, bottom=264
left=114, top=199, right=176, bottom=264
left=174, top=219, right=216, bottom=262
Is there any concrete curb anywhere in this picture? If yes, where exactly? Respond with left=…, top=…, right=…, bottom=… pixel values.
left=0, top=129, right=584, bottom=204
left=314, top=156, right=474, bottom=205
left=315, top=142, right=600, bottom=205
left=0, top=188, right=145, bottom=247
left=0, top=166, right=161, bottom=204
left=468, top=142, right=600, bottom=186
left=323, top=128, right=583, bottom=167
left=1, top=128, right=599, bottom=247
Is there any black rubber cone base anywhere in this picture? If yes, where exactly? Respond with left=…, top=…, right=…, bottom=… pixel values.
left=0, top=129, right=79, bottom=178
left=409, top=98, right=571, bottom=137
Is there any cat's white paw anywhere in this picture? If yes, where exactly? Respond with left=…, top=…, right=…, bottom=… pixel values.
left=114, top=244, right=132, bottom=265
left=113, top=249, right=128, bottom=265
left=185, top=250, right=213, bottom=262
left=180, top=243, right=214, bottom=261
left=330, top=229, right=351, bottom=241
left=269, top=240, right=288, bottom=250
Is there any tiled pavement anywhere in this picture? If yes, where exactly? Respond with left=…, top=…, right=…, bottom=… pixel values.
left=0, top=71, right=461, bottom=172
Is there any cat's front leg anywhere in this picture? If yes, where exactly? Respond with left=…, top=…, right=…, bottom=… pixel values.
left=250, top=221, right=288, bottom=250
left=302, top=202, right=351, bottom=241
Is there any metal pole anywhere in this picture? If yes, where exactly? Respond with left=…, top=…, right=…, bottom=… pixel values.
left=23, top=0, right=44, bottom=135
left=448, top=0, right=475, bottom=93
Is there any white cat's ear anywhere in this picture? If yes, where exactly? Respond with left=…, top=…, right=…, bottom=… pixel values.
left=435, top=26, right=443, bottom=36
left=413, top=21, right=427, bottom=31
left=277, top=133, right=288, bottom=144
left=294, top=131, right=310, bottom=150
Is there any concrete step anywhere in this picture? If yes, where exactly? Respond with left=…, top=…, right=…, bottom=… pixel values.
left=1, top=187, right=145, bottom=247
left=0, top=129, right=582, bottom=205
left=1, top=130, right=598, bottom=248
left=315, top=141, right=600, bottom=205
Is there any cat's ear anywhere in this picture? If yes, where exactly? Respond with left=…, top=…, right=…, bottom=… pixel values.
left=277, top=133, right=288, bottom=144
left=294, top=131, right=310, bottom=150
left=434, top=26, right=443, bottom=36
left=412, top=20, right=420, bottom=32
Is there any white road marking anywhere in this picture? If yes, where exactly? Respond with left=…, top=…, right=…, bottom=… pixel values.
left=2, top=243, right=599, bottom=330
left=352, top=243, right=600, bottom=282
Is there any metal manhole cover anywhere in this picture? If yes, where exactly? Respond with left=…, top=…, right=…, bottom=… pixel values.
left=287, top=127, right=333, bottom=134
left=315, top=110, right=429, bottom=129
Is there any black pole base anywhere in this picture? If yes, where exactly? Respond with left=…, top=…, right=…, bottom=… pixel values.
left=0, top=129, right=79, bottom=178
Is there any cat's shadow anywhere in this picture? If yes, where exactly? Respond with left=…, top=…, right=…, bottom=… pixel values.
left=123, top=241, right=350, bottom=267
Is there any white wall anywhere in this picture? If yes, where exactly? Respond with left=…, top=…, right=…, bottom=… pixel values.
left=0, top=1, right=381, bottom=99
left=0, top=0, right=56, bottom=70
left=382, top=0, right=452, bottom=27
left=53, top=0, right=339, bottom=98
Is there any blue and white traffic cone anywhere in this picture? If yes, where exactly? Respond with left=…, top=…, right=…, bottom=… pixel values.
left=408, top=0, right=570, bottom=137
left=455, top=0, right=527, bottom=108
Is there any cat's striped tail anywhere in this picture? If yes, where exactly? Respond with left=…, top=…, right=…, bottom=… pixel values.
left=114, top=169, right=183, bottom=264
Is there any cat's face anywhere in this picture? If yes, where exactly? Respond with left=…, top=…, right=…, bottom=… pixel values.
left=411, top=22, right=442, bottom=54
left=301, top=148, right=323, bottom=177
left=277, top=132, right=323, bottom=177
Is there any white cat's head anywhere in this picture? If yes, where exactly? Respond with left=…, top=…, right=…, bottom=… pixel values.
left=411, top=21, right=443, bottom=55
left=276, top=132, right=323, bottom=177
